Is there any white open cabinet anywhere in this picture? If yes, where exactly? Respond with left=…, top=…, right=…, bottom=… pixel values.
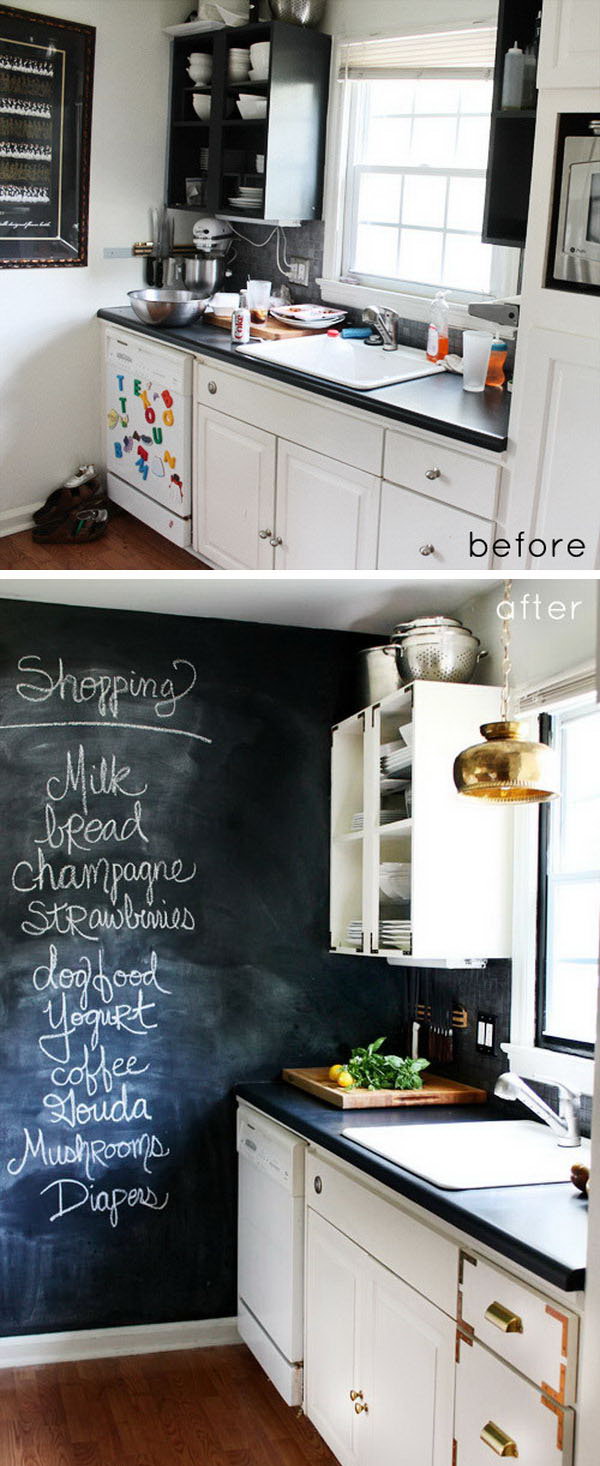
left=330, top=682, right=514, bottom=967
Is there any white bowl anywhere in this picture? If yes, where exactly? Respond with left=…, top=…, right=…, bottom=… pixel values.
left=229, top=47, right=250, bottom=56
left=250, top=42, right=270, bottom=60
left=248, top=69, right=268, bottom=82
left=192, top=94, right=211, bottom=120
left=239, top=186, right=263, bottom=195
left=379, top=863, right=411, bottom=902
left=256, top=153, right=264, bottom=173
left=237, top=94, right=267, bottom=119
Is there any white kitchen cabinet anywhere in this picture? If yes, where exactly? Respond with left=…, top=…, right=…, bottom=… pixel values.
left=330, top=681, right=514, bottom=965
left=538, top=0, right=600, bottom=88
left=275, top=440, right=380, bottom=571
left=193, top=405, right=276, bottom=569
left=455, top=1336, right=574, bottom=1466
left=501, top=328, right=600, bottom=568
left=305, top=1209, right=455, bottom=1466
left=377, top=481, right=494, bottom=570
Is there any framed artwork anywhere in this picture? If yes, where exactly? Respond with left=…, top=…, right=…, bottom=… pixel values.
left=0, top=4, right=95, bottom=267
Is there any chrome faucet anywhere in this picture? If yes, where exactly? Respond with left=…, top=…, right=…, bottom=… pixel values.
left=494, top=1072, right=581, bottom=1148
left=362, top=307, right=399, bottom=351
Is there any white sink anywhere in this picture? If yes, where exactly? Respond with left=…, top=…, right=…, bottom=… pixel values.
left=341, top=1120, right=591, bottom=1190
left=236, top=335, right=444, bottom=391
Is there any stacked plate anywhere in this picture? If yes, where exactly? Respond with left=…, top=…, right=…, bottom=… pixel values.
left=269, top=304, right=347, bottom=330
left=229, top=47, right=251, bottom=81
left=381, top=741, right=412, bottom=779
left=346, top=921, right=364, bottom=948
left=227, top=184, right=263, bottom=210
left=345, top=921, right=412, bottom=951
left=350, top=809, right=399, bottom=831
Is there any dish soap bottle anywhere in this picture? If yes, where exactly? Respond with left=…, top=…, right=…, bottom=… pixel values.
left=426, top=291, right=449, bottom=362
left=501, top=41, right=525, bottom=108
left=485, top=338, right=508, bottom=388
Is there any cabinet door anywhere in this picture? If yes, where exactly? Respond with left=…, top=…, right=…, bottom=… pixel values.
left=378, top=481, right=494, bottom=569
left=504, top=327, right=600, bottom=568
left=275, top=441, right=380, bottom=570
left=305, top=1211, right=363, bottom=1466
left=361, top=1256, right=455, bottom=1466
left=455, top=1338, right=574, bottom=1466
left=193, top=405, right=276, bottom=569
left=538, top=0, right=600, bottom=87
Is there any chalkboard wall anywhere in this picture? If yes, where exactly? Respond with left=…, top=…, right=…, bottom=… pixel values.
left=0, top=595, right=418, bottom=1337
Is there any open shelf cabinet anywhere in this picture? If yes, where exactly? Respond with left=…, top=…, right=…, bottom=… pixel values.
left=165, top=20, right=331, bottom=224
left=330, top=682, right=514, bottom=967
left=482, top=0, right=540, bottom=246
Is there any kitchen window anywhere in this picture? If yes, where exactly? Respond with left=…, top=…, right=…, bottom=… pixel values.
left=536, top=701, right=600, bottom=1057
left=320, top=28, right=520, bottom=317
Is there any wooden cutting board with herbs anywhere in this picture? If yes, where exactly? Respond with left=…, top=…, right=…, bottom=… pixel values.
left=282, top=1038, right=487, bottom=1110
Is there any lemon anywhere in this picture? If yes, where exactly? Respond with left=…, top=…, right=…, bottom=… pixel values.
left=328, top=1064, right=343, bottom=1081
left=337, top=1069, right=354, bottom=1089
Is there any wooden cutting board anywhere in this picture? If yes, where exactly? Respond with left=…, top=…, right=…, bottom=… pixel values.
left=209, top=313, right=331, bottom=340
left=282, top=1066, right=487, bottom=1110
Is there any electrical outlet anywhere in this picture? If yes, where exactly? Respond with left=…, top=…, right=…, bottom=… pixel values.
left=289, top=257, right=310, bottom=287
left=476, top=1012, right=497, bottom=1055
left=103, top=247, right=132, bottom=259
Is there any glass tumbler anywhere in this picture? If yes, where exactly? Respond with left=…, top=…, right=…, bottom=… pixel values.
left=247, top=279, right=272, bottom=322
left=462, top=331, right=494, bottom=392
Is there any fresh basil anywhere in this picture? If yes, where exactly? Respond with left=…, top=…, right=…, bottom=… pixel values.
left=347, top=1037, right=429, bottom=1091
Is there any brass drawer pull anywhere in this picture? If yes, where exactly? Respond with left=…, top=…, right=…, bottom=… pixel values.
left=354, top=1401, right=368, bottom=1415
left=481, top=1421, right=519, bottom=1457
left=349, top=1390, right=363, bottom=1401
left=485, top=1301, right=524, bottom=1334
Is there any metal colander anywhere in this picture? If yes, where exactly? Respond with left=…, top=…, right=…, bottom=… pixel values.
left=384, top=624, right=487, bottom=684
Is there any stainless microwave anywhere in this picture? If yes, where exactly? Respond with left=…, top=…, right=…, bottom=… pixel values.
left=553, top=132, right=600, bottom=287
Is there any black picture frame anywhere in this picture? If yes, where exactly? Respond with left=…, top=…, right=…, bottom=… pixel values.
left=0, top=4, right=95, bottom=267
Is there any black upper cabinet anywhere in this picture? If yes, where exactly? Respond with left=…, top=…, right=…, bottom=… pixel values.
left=165, top=21, right=331, bottom=224
left=482, top=0, right=540, bottom=248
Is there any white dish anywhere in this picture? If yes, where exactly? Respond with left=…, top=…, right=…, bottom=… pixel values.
left=237, top=96, right=268, bottom=120
left=192, top=95, right=211, bottom=120
left=250, top=41, right=270, bottom=60
left=227, top=196, right=262, bottom=209
left=248, top=69, right=269, bottom=82
left=269, top=309, right=345, bottom=332
left=238, top=185, right=263, bottom=195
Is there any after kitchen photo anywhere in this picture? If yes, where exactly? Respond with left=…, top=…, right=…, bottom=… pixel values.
left=0, top=571, right=598, bottom=1466
left=0, top=0, right=598, bottom=570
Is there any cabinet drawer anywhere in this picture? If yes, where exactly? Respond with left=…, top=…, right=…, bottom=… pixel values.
left=194, top=359, right=384, bottom=474
left=455, top=1338, right=574, bottom=1466
left=383, top=427, right=499, bottom=518
left=378, top=480, right=494, bottom=569
left=459, top=1252, right=578, bottom=1405
left=306, top=1152, right=458, bottom=1317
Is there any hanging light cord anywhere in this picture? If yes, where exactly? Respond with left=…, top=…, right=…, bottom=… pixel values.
left=500, top=578, right=512, bottom=722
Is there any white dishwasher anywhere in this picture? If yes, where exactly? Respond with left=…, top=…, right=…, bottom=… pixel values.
left=237, top=1101, right=306, bottom=1406
left=104, top=327, right=192, bottom=547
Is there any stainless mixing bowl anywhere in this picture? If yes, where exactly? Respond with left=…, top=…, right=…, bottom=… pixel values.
left=268, top=0, right=325, bottom=24
left=128, top=288, right=208, bottom=327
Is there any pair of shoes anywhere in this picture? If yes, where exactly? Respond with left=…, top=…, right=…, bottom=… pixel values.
left=32, top=504, right=109, bottom=545
left=33, top=465, right=105, bottom=527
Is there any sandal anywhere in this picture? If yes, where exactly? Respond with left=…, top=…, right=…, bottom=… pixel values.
left=33, top=467, right=104, bottom=525
left=33, top=503, right=109, bottom=545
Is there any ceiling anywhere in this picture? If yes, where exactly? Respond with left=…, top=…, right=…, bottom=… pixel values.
left=0, top=574, right=500, bottom=635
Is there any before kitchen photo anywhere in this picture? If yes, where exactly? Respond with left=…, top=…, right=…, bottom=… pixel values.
left=0, top=0, right=598, bottom=569
left=0, top=570, right=598, bottom=1466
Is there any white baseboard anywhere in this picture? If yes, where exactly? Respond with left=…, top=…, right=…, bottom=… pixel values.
left=0, top=1316, right=239, bottom=1370
left=0, top=500, right=44, bottom=537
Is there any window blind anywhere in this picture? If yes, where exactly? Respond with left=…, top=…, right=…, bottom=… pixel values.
left=338, top=26, right=497, bottom=81
left=517, top=664, right=597, bottom=715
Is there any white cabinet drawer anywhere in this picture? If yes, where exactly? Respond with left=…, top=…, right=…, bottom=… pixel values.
left=306, top=1151, right=458, bottom=1317
left=383, top=428, right=499, bottom=519
left=455, top=1338, right=574, bottom=1466
left=194, top=358, right=384, bottom=474
left=459, top=1252, right=578, bottom=1404
left=378, top=480, right=494, bottom=569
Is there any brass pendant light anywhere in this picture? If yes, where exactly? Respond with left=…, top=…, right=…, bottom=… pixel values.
left=453, top=581, right=561, bottom=803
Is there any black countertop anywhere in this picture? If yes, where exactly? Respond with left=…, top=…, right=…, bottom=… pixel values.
left=236, top=1081, right=587, bottom=1293
left=98, top=307, right=510, bottom=453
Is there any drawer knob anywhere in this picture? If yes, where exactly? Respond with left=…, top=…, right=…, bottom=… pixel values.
left=258, top=528, right=273, bottom=539
left=425, top=466, right=441, bottom=480
left=313, top=1175, right=322, bottom=1195
left=354, top=1401, right=369, bottom=1415
left=480, top=1421, right=519, bottom=1457
left=208, top=380, right=218, bottom=394
left=270, top=536, right=283, bottom=549
left=419, top=544, right=436, bottom=557
left=350, top=1391, right=363, bottom=1402
left=485, top=1301, right=524, bottom=1334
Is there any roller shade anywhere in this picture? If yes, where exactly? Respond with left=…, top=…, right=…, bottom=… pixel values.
left=517, top=664, right=597, bottom=714
left=338, top=26, right=497, bottom=80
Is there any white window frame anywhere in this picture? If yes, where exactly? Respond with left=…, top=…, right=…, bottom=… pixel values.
left=319, top=38, right=521, bottom=331
left=503, top=671, right=597, bottom=1097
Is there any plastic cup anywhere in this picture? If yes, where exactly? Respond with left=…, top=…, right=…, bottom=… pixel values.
left=247, top=278, right=272, bottom=322
left=462, top=331, right=494, bottom=392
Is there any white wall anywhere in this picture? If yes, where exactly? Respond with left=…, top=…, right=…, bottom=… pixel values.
left=322, top=0, right=497, bottom=39
left=0, top=0, right=183, bottom=530
left=457, top=579, right=597, bottom=691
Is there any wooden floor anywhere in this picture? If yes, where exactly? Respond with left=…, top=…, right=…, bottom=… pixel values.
left=0, top=509, right=208, bottom=571
left=0, top=1343, right=338, bottom=1466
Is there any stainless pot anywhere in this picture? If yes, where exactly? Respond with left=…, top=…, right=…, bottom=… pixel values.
left=383, top=626, right=487, bottom=685
left=357, top=646, right=402, bottom=707
left=164, top=255, right=227, bottom=296
left=268, top=0, right=325, bottom=24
